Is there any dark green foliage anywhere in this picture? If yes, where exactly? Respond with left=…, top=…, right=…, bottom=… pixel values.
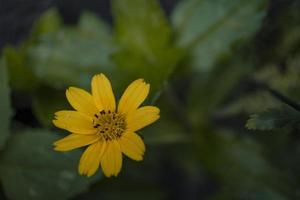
left=1, top=0, right=300, bottom=199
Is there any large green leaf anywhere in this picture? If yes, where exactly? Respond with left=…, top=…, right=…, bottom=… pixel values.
left=0, top=59, right=11, bottom=149
left=111, top=0, right=183, bottom=98
left=28, top=11, right=116, bottom=90
left=0, top=129, right=101, bottom=200
left=172, top=0, right=268, bottom=72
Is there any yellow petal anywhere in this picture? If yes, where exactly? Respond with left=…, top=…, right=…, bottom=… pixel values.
left=101, top=140, right=122, bottom=177
left=53, top=111, right=96, bottom=134
left=126, top=106, right=160, bottom=132
left=118, top=79, right=150, bottom=114
left=54, top=134, right=99, bottom=151
left=91, top=74, right=116, bottom=111
left=66, top=87, right=98, bottom=116
left=120, top=132, right=145, bottom=161
left=78, top=141, right=106, bottom=177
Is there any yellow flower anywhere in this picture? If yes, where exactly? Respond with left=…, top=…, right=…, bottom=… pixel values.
left=53, top=74, right=160, bottom=177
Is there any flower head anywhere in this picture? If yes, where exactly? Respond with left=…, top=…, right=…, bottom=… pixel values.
left=53, top=74, right=160, bottom=177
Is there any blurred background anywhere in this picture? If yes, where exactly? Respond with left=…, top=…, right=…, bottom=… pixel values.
left=0, top=0, right=300, bottom=199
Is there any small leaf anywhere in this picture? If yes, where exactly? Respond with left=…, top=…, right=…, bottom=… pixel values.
left=246, top=107, right=300, bottom=131
left=0, top=129, right=101, bottom=200
left=0, top=59, right=11, bottom=149
left=172, top=0, right=268, bottom=72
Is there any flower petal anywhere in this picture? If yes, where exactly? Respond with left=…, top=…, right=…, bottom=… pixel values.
left=126, top=106, right=160, bottom=132
left=118, top=79, right=150, bottom=114
left=120, top=132, right=145, bottom=161
left=54, top=134, right=99, bottom=151
left=66, top=87, right=98, bottom=116
left=78, top=141, right=106, bottom=177
left=91, top=74, right=116, bottom=111
left=101, top=140, right=122, bottom=177
left=53, top=111, right=96, bottom=134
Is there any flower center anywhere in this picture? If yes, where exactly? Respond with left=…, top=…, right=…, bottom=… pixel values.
left=93, top=110, right=126, bottom=141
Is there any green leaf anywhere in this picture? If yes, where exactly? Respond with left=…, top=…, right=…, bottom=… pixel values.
left=0, top=59, right=11, bottom=149
left=0, top=129, right=101, bottom=200
left=28, top=11, right=116, bottom=89
left=246, top=107, right=300, bottom=131
left=172, top=0, right=268, bottom=72
left=112, top=0, right=183, bottom=98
